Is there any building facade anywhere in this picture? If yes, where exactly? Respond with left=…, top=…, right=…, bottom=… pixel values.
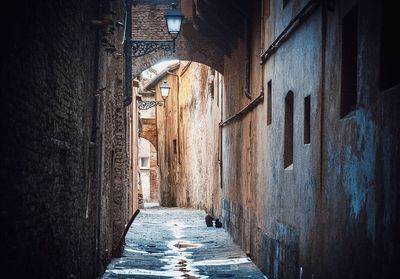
left=131, top=0, right=399, bottom=278
left=1, top=0, right=138, bottom=277
left=145, top=62, right=222, bottom=215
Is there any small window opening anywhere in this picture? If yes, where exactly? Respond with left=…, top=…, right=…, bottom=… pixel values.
left=284, top=91, right=294, bottom=169
left=380, top=0, right=400, bottom=90
left=267, top=80, right=272, bottom=126
left=283, top=0, right=290, bottom=8
left=340, top=6, right=358, bottom=118
left=264, top=0, right=271, bottom=20
left=173, top=139, right=177, bottom=154
left=140, top=157, right=149, bottom=169
left=304, top=95, right=311, bottom=144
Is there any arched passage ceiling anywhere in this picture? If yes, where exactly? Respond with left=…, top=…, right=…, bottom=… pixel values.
left=131, top=0, right=250, bottom=75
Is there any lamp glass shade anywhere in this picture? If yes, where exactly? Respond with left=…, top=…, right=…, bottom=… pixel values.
left=164, top=4, right=183, bottom=35
left=166, top=16, right=183, bottom=34
left=160, top=80, right=170, bottom=100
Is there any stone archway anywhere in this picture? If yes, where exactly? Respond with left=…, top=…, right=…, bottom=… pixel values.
left=140, top=118, right=157, bottom=149
left=131, top=0, right=225, bottom=76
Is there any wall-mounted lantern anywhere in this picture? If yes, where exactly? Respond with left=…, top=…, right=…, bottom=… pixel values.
left=138, top=80, right=170, bottom=110
left=159, top=80, right=170, bottom=100
left=124, top=1, right=183, bottom=106
left=165, top=3, right=184, bottom=38
left=131, top=3, right=184, bottom=57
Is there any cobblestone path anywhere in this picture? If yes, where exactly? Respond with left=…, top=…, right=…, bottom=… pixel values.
left=101, top=206, right=266, bottom=278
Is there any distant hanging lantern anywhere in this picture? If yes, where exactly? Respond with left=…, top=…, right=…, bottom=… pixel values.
left=160, top=80, right=171, bottom=100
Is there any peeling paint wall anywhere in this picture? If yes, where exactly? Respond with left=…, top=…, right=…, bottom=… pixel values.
left=128, top=0, right=399, bottom=277
left=156, top=62, right=221, bottom=215
left=219, top=0, right=400, bottom=278
left=317, top=0, right=400, bottom=277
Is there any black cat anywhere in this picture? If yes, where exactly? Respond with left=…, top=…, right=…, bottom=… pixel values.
left=205, top=214, right=213, bottom=227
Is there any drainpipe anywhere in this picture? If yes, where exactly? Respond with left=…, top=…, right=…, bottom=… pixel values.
left=319, top=1, right=327, bottom=194
left=314, top=2, right=327, bottom=275
left=92, top=1, right=101, bottom=274
left=123, top=0, right=132, bottom=106
left=167, top=69, right=180, bottom=164
left=219, top=74, right=224, bottom=190
left=245, top=18, right=252, bottom=100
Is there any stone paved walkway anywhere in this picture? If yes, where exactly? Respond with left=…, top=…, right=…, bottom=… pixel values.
left=101, top=206, right=266, bottom=278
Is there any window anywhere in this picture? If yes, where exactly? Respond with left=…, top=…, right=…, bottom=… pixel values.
left=304, top=95, right=311, bottom=144
left=140, top=157, right=149, bottom=169
left=264, top=0, right=271, bottom=20
left=380, top=0, right=400, bottom=90
left=340, top=6, right=358, bottom=118
left=173, top=139, right=177, bottom=154
left=267, top=80, right=272, bottom=125
left=284, top=91, right=294, bottom=169
left=245, top=20, right=252, bottom=99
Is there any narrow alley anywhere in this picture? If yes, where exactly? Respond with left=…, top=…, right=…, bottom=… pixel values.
left=102, top=206, right=266, bottom=278
left=1, top=0, right=399, bottom=279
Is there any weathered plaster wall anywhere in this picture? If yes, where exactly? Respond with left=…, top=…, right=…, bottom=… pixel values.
left=259, top=1, right=322, bottom=277
left=177, top=62, right=221, bottom=213
left=149, top=144, right=159, bottom=202
left=317, top=1, right=400, bottom=278
left=155, top=70, right=179, bottom=206
left=128, top=0, right=399, bottom=277
left=219, top=0, right=400, bottom=278
left=156, top=62, right=221, bottom=214
left=220, top=0, right=266, bottom=265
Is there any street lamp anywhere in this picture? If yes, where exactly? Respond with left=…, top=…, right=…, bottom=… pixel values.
left=159, top=80, right=170, bottom=100
left=124, top=1, right=183, bottom=106
left=138, top=80, right=170, bottom=110
left=131, top=3, right=184, bottom=57
left=165, top=3, right=184, bottom=38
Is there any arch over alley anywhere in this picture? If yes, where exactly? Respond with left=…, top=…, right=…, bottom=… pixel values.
left=130, top=0, right=226, bottom=75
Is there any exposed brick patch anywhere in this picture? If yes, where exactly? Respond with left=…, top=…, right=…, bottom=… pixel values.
left=140, top=118, right=158, bottom=148
left=131, top=3, right=225, bottom=75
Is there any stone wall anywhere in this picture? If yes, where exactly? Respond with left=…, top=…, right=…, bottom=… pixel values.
left=219, top=0, right=400, bottom=278
left=156, top=62, right=221, bottom=214
left=0, top=0, right=132, bottom=277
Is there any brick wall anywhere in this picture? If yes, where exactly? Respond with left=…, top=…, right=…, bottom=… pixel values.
left=0, top=0, right=130, bottom=277
left=140, top=118, right=158, bottom=148
left=131, top=1, right=225, bottom=75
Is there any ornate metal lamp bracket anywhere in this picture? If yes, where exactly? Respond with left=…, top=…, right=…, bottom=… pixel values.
left=131, top=40, right=175, bottom=57
left=137, top=100, right=164, bottom=110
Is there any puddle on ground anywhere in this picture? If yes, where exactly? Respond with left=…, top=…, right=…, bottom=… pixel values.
left=161, top=239, right=205, bottom=278
left=110, top=220, right=208, bottom=278
left=174, top=242, right=200, bottom=249
left=192, top=257, right=251, bottom=266
left=171, top=222, right=184, bottom=238
left=159, top=223, right=207, bottom=278
left=107, top=268, right=186, bottom=277
left=124, top=248, right=149, bottom=254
